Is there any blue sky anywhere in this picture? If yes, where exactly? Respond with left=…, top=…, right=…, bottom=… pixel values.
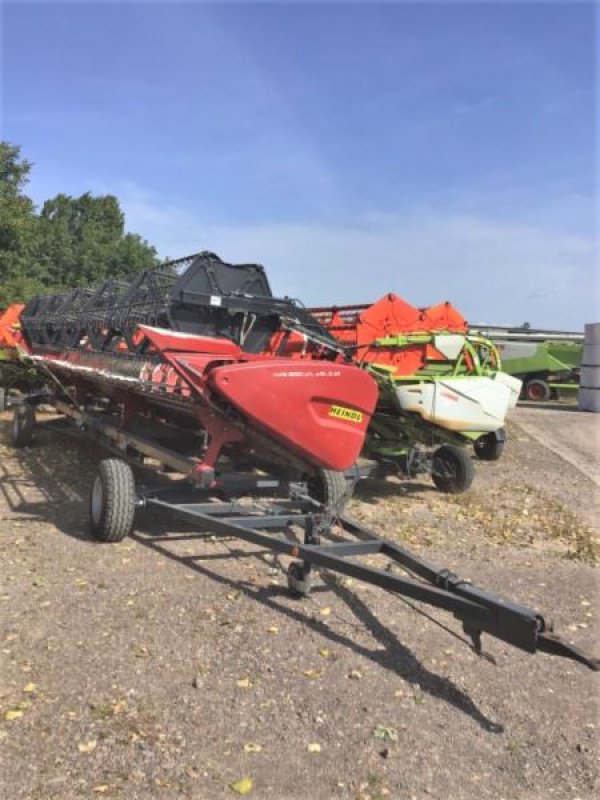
left=1, top=1, right=597, bottom=328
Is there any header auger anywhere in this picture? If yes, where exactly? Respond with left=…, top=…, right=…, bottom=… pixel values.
left=0, top=252, right=597, bottom=675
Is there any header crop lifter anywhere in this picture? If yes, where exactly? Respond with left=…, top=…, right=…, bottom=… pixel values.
left=6, top=252, right=599, bottom=673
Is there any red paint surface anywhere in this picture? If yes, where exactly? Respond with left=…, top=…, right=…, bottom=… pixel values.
left=13, top=318, right=377, bottom=472
left=310, top=294, right=468, bottom=377
left=0, top=304, right=25, bottom=350
left=209, top=360, right=377, bottom=470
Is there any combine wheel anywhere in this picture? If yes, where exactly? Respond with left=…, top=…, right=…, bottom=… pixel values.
left=524, top=378, right=550, bottom=402
left=10, top=404, right=36, bottom=448
left=306, top=469, right=351, bottom=511
left=287, top=561, right=312, bottom=597
left=473, top=429, right=505, bottom=461
left=90, top=459, right=136, bottom=542
left=431, top=445, right=473, bottom=494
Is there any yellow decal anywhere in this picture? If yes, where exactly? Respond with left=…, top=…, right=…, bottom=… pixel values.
left=328, top=405, right=363, bottom=423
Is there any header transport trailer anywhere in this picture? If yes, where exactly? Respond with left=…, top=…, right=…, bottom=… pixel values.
left=0, top=252, right=597, bottom=674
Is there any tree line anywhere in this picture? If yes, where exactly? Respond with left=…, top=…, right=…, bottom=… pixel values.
left=0, top=141, right=159, bottom=306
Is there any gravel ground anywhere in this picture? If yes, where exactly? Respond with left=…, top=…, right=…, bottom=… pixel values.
left=0, top=411, right=598, bottom=800
left=511, top=406, right=600, bottom=488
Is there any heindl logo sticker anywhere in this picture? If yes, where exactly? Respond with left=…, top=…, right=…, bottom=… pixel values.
left=328, top=405, right=363, bottom=423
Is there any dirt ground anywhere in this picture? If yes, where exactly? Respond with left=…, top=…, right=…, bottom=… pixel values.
left=0, top=409, right=598, bottom=800
left=511, top=405, right=600, bottom=488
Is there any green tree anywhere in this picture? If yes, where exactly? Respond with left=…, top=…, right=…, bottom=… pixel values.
left=0, top=142, right=45, bottom=304
left=38, top=192, right=158, bottom=289
left=0, top=141, right=159, bottom=305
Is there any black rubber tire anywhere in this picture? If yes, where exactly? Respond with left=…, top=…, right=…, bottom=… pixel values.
left=89, top=459, right=136, bottom=542
left=306, top=468, right=351, bottom=511
left=431, top=445, right=474, bottom=494
left=10, top=404, right=35, bottom=448
left=473, top=430, right=505, bottom=461
left=287, top=561, right=312, bottom=597
left=524, top=378, right=551, bottom=402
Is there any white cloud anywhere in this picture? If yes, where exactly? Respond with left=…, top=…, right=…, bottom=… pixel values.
left=118, top=183, right=598, bottom=330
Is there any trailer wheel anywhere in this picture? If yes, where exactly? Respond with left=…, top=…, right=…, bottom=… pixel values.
left=431, top=445, right=473, bottom=494
left=10, top=404, right=35, bottom=448
left=90, top=459, right=136, bottom=542
left=473, top=430, right=505, bottom=461
left=287, top=561, right=312, bottom=597
left=524, top=378, right=550, bottom=402
left=306, top=469, right=350, bottom=511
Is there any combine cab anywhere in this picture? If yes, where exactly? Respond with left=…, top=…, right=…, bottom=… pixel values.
left=311, top=295, right=522, bottom=493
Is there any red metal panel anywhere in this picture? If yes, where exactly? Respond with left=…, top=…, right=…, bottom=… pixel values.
left=309, top=295, right=469, bottom=377
left=208, top=360, right=378, bottom=471
left=0, top=304, right=25, bottom=351
left=139, top=325, right=242, bottom=356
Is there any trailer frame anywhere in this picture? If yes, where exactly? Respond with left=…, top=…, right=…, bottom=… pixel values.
left=9, top=394, right=599, bottom=672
